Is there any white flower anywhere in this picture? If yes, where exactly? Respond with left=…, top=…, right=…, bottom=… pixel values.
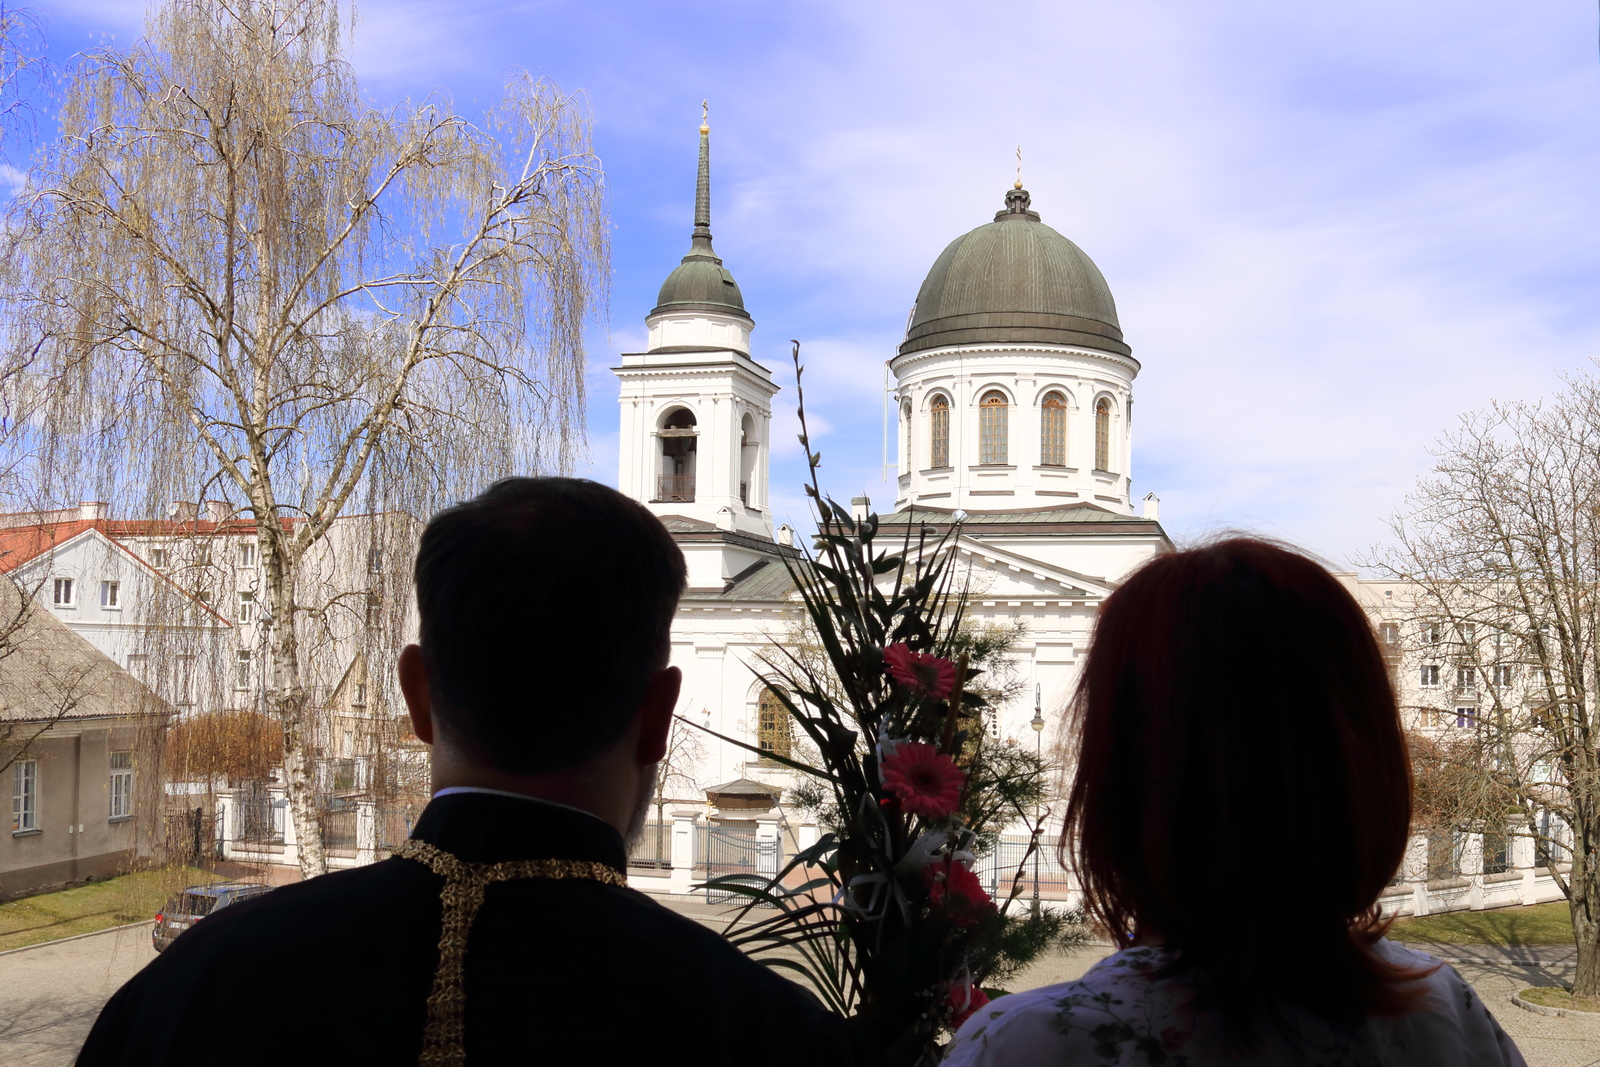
left=896, top=831, right=951, bottom=873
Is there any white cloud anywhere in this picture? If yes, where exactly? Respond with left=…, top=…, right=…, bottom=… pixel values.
left=35, top=0, right=1600, bottom=566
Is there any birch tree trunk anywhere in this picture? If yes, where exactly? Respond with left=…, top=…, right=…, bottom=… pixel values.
left=0, top=0, right=607, bottom=877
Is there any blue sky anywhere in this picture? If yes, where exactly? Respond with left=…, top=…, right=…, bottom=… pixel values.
left=34, top=1, right=1600, bottom=567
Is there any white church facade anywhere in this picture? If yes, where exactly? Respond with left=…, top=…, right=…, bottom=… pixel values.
left=616, top=123, right=1169, bottom=831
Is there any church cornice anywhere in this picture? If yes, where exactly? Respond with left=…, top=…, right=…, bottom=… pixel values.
left=889, top=342, right=1142, bottom=380
left=613, top=354, right=779, bottom=397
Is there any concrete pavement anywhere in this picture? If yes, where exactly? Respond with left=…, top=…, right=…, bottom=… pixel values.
left=3, top=909, right=1599, bottom=1066
left=0, top=924, right=154, bottom=1065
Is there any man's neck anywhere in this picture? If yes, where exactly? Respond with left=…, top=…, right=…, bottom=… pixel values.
left=427, top=744, right=643, bottom=838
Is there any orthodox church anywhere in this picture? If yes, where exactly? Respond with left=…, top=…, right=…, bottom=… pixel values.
left=614, top=122, right=1170, bottom=808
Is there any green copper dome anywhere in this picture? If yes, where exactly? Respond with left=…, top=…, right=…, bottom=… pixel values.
left=900, top=188, right=1128, bottom=358
left=650, top=125, right=752, bottom=322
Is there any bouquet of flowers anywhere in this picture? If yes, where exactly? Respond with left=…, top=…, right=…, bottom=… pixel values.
left=693, top=345, right=1072, bottom=1066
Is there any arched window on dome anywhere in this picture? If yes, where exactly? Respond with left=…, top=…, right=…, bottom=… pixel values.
left=930, top=395, right=950, bottom=468
left=757, top=686, right=792, bottom=762
left=979, top=391, right=1008, bottom=465
left=1095, top=398, right=1112, bottom=472
left=1040, top=392, right=1067, bottom=467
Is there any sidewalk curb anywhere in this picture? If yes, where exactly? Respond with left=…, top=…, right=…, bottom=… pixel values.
left=0, top=921, right=147, bottom=958
left=1511, top=991, right=1600, bottom=1019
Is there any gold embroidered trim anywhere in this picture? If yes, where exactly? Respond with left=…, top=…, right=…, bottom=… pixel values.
left=394, top=839, right=628, bottom=1066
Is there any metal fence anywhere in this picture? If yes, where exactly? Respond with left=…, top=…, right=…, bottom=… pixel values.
left=235, top=784, right=285, bottom=845
left=629, top=821, right=671, bottom=869
left=972, top=834, right=1076, bottom=901
left=699, top=825, right=778, bottom=905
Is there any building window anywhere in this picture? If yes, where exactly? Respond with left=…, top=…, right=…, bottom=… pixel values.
left=237, top=590, right=255, bottom=623
left=53, top=578, right=75, bottom=606
left=353, top=683, right=368, bottom=707
left=150, top=548, right=169, bottom=570
left=238, top=542, right=256, bottom=568
left=1456, top=667, right=1476, bottom=694
left=1094, top=398, right=1111, bottom=471
left=1420, top=664, right=1440, bottom=688
left=929, top=395, right=950, bottom=468
left=1493, top=664, right=1515, bottom=687
left=365, top=594, right=382, bottom=627
left=1040, top=392, right=1067, bottom=466
left=100, top=580, right=120, bottom=609
left=1421, top=622, right=1441, bottom=645
left=756, top=687, right=792, bottom=761
left=1379, top=622, right=1399, bottom=645
left=109, top=751, right=133, bottom=819
left=235, top=649, right=253, bottom=691
left=12, top=760, right=37, bottom=833
left=1456, top=706, right=1477, bottom=729
left=978, top=391, right=1008, bottom=465
left=367, top=547, right=382, bottom=573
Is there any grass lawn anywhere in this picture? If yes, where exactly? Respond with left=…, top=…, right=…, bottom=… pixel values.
left=1389, top=901, right=1574, bottom=946
left=0, top=867, right=223, bottom=952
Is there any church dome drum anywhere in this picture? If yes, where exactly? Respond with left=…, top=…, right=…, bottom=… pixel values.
left=900, top=187, right=1128, bottom=358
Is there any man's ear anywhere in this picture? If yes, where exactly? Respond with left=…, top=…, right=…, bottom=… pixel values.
left=398, top=644, right=434, bottom=746
left=636, top=665, right=681, bottom=765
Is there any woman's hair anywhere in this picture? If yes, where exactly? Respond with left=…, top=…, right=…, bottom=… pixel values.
left=1062, top=537, right=1427, bottom=1027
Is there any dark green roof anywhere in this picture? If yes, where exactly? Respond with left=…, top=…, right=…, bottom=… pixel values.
left=900, top=187, right=1128, bottom=358
left=650, top=127, right=751, bottom=323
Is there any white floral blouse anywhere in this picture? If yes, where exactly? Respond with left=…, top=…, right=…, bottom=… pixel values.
left=944, top=939, right=1526, bottom=1066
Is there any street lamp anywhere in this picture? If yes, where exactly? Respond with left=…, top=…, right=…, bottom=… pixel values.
left=1030, top=683, right=1044, bottom=918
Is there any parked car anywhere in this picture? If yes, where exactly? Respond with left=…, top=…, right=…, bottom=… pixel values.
left=152, top=882, right=273, bottom=952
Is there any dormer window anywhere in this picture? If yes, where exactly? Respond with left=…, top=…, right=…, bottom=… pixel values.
left=979, top=391, right=1008, bottom=465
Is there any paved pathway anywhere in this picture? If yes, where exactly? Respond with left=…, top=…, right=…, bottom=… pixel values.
left=3, top=908, right=1600, bottom=1066
left=0, top=925, right=153, bottom=1066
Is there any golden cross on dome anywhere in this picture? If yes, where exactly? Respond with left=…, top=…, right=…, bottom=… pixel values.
left=1015, top=144, right=1023, bottom=190
left=700, top=99, right=709, bottom=135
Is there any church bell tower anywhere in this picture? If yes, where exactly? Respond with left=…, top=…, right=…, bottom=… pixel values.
left=615, top=113, right=778, bottom=541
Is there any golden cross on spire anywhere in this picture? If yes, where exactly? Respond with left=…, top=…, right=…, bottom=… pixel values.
left=700, top=99, right=709, bottom=135
left=1015, top=145, right=1023, bottom=190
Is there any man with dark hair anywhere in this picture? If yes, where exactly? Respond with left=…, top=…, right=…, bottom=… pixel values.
left=78, top=478, right=859, bottom=1066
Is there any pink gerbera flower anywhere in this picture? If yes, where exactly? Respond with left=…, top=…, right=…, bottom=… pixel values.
left=881, top=742, right=964, bottom=819
left=924, top=859, right=994, bottom=927
left=882, top=643, right=957, bottom=700
left=947, top=982, right=992, bottom=1029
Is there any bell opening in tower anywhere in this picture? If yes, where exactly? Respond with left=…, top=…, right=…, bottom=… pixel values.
left=658, top=407, right=698, bottom=503
left=739, top=413, right=757, bottom=507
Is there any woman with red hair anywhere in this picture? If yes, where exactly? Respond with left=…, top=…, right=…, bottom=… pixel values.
left=945, top=538, right=1524, bottom=1065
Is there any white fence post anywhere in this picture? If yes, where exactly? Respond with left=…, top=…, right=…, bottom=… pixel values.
left=356, top=799, right=377, bottom=866
left=756, top=816, right=782, bottom=880
left=797, top=821, right=819, bottom=854
left=275, top=788, right=298, bottom=870
left=1463, top=832, right=1485, bottom=910
left=669, top=810, right=700, bottom=895
left=215, top=790, right=234, bottom=861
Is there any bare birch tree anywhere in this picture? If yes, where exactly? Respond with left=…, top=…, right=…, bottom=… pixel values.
left=2, top=0, right=608, bottom=876
left=1370, top=370, right=1600, bottom=994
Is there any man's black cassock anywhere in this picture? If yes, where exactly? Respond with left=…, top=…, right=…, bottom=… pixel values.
left=77, top=792, right=861, bottom=1066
